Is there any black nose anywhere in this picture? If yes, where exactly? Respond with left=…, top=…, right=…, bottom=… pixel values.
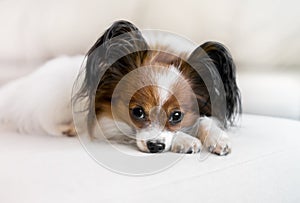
left=146, top=140, right=165, bottom=153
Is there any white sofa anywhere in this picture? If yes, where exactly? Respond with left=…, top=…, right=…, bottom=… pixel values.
left=0, top=1, right=300, bottom=202
left=1, top=114, right=299, bottom=202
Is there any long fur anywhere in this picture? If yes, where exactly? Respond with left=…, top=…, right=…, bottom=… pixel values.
left=188, top=41, right=242, bottom=127
left=74, top=20, right=149, bottom=133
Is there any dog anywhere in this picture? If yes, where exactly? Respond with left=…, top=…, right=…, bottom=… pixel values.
left=0, top=20, right=241, bottom=155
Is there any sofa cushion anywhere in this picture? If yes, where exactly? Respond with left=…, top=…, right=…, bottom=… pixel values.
left=0, top=114, right=299, bottom=202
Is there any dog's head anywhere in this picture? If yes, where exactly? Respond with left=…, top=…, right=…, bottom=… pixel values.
left=76, top=20, right=241, bottom=153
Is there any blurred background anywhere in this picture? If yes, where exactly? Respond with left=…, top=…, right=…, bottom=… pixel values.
left=0, top=0, right=299, bottom=120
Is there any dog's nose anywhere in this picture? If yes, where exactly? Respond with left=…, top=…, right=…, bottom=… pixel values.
left=146, top=140, right=165, bottom=153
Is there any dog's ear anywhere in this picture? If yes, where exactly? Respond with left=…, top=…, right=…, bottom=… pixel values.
left=74, top=20, right=149, bottom=132
left=187, top=41, right=241, bottom=126
left=83, top=20, right=149, bottom=96
left=86, top=20, right=149, bottom=82
left=87, top=20, right=148, bottom=66
left=85, top=20, right=148, bottom=93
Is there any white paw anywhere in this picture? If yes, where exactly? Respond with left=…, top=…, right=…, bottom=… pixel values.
left=171, top=132, right=202, bottom=154
left=204, top=131, right=231, bottom=156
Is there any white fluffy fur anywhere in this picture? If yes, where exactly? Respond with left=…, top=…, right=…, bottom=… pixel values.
left=0, top=55, right=84, bottom=135
left=198, top=116, right=230, bottom=154
left=155, top=65, right=181, bottom=105
left=97, top=116, right=134, bottom=141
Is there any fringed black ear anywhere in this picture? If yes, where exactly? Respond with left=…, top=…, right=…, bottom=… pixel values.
left=85, top=20, right=149, bottom=96
left=74, top=20, right=149, bottom=132
left=87, top=20, right=149, bottom=67
left=188, top=41, right=241, bottom=126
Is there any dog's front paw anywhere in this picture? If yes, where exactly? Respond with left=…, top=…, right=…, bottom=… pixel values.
left=171, top=132, right=202, bottom=154
left=205, top=131, right=231, bottom=156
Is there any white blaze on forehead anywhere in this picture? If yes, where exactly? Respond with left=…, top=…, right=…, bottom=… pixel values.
left=154, top=65, right=181, bottom=105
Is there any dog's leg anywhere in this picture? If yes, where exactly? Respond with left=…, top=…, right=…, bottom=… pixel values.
left=171, top=131, right=202, bottom=154
left=196, top=117, right=231, bottom=156
left=59, top=122, right=77, bottom=137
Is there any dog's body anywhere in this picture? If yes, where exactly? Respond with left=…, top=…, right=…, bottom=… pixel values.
left=0, top=21, right=241, bottom=155
left=0, top=56, right=83, bottom=136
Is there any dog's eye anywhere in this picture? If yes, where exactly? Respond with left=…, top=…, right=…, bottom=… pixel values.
left=132, top=107, right=146, bottom=120
left=169, top=111, right=184, bottom=125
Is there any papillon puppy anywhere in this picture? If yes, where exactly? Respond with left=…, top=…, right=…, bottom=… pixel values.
left=0, top=20, right=241, bottom=155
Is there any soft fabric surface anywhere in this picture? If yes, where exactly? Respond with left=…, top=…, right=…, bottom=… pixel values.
left=238, top=72, right=300, bottom=120
left=0, top=114, right=299, bottom=203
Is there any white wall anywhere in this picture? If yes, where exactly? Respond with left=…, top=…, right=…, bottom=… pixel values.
left=1, top=0, right=300, bottom=68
